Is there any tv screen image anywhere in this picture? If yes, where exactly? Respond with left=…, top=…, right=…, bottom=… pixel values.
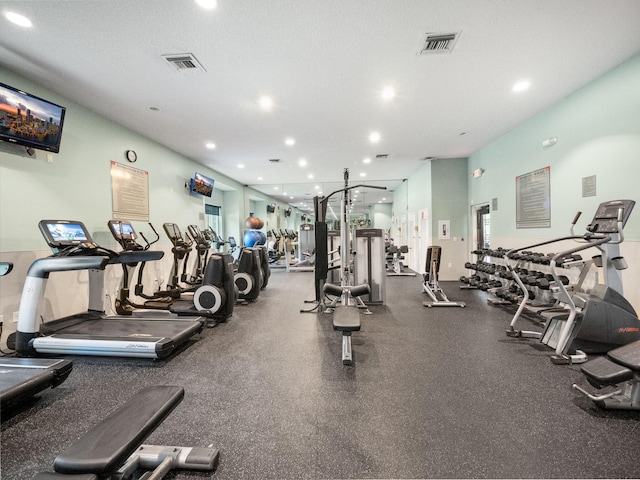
left=190, top=172, right=214, bottom=197
left=43, top=222, right=89, bottom=244
left=0, top=82, right=66, bottom=153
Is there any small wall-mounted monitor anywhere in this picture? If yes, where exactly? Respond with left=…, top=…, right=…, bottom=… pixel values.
left=190, top=172, right=215, bottom=197
left=0, top=82, right=66, bottom=154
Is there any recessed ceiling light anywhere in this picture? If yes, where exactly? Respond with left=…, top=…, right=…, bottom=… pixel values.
left=298, top=158, right=307, bottom=167
left=355, top=190, right=360, bottom=194
left=314, top=185, right=319, bottom=189
left=258, top=96, right=273, bottom=110
left=274, top=186, right=279, bottom=190
left=257, top=177, right=263, bottom=181
left=283, top=192, right=287, bottom=195
left=512, top=80, right=531, bottom=92
left=5, top=12, right=32, bottom=27
left=381, top=86, right=395, bottom=100
left=285, top=138, right=295, bottom=146
left=363, top=157, right=371, bottom=164
left=290, top=196, right=294, bottom=199
left=360, top=172, right=366, bottom=177
left=307, top=174, right=314, bottom=179
left=369, top=131, right=381, bottom=143
left=195, top=0, right=217, bottom=9
left=382, top=197, right=386, bottom=201
left=205, top=142, right=216, bottom=149
left=237, top=164, right=245, bottom=168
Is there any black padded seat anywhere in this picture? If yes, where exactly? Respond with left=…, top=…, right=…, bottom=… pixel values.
left=33, top=474, right=97, bottom=480
left=607, top=340, right=640, bottom=371
left=580, top=356, right=634, bottom=387
left=53, top=386, right=184, bottom=475
left=333, top=307, right=361, bottom=332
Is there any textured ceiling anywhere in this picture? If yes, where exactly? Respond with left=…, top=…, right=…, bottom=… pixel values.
left=1, top=0, right=640, bottom=215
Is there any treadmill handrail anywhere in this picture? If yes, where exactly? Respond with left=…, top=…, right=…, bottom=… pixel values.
left=26, top=256, right=110, bottom=279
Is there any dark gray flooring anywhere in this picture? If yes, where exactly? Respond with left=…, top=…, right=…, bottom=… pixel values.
left=2, top=271, right=640, bottom=479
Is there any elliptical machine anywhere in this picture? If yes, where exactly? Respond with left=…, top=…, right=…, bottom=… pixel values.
left=108, top=220, right=178, bottom=315
left=506, top=199, right=639, bottom=364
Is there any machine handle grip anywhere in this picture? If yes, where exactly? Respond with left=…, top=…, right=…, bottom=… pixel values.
left=571, top=211, right=582, bottom=225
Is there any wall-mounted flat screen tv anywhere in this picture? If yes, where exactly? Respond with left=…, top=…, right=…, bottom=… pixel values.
left=190, top=172, right=214, bottom=197
left=0, top=82, right=66, bottom=153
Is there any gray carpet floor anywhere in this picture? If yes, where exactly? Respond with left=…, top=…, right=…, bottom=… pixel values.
left=2, top=270, right=639, bottom=479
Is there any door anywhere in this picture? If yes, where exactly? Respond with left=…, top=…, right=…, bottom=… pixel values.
left=476, top=205, right=490, bottom=250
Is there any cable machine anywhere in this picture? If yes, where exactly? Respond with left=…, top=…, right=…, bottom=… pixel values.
left=301, top=169, right=386, bottom=365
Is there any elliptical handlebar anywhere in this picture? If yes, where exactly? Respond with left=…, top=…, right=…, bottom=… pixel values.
left=139, top=223, right=160, bottom=251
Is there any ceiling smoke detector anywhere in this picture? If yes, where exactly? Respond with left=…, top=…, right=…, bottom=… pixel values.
left=417, top=32, right=460, bottom=55
left=162, top=53, right=206, bottom=74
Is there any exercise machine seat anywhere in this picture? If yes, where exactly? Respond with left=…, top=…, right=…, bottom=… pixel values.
left=580, top=355, right=634, bottom=388
left=33, top=474, right=97, bottom=480
left=333, top=307, right=361, bottom=332
left=580, top=341, right=640, bottom=388
left=607, top=340, right=640, bottom=371
left=53, top=386, right=184, bottom=475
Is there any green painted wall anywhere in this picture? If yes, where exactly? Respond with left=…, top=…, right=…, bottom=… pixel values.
left=0, top=67, right=301, bottom=252
left=468, top=53, right=640, bottom=241
left=465, top=53, right=640, bottom=310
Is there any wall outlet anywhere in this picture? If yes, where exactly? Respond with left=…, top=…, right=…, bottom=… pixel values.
left=13, top=311, right=19, bottom=323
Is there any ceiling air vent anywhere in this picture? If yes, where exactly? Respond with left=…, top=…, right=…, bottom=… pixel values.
left=417, top=32, right=460, bottom=55
left=268, top=159, right=282, bottom=163
left=375, top=154, right=389, bottom=159
left=162, top=53, right=206, bottom=74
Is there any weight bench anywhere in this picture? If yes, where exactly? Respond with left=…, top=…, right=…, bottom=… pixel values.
left=324, top=283, right=370, bottom=366
left=33, top=386, right=220, bottom=479
left=573, top=340, right=640, bottom=410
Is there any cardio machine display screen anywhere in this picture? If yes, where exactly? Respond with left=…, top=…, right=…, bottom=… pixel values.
left=40, top=221, right=91, bottom=246
left=110, top=221, right=135, bottom=237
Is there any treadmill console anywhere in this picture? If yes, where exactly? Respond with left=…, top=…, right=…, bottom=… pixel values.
left=587, top=200, right=635, bottom=234
left=39, top=220, right=100, bottom=254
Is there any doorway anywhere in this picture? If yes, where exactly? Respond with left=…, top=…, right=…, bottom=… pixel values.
left=476, top=204, right=490, bottom=250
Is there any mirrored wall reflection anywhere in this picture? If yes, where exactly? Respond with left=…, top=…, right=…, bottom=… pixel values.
left=248, top=180, right=398, bottom=219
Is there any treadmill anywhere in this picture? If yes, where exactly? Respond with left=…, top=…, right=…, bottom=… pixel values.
left=0, top=261, right=73, bottom=411
left=0, top=357, right=73, bottom=411
left=14, top=221, right=204, bottom=359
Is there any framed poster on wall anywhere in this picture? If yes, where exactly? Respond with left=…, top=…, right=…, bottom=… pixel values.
left=516, top=166, right=550, bottom=228
left=110, top=161, right=149, bottom=221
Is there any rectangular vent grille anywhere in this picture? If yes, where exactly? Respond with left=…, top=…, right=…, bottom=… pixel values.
left=418, top=32, right=460, bottom=55
left=268, top=159, right=282, bottom=163
left=162, top=53, right=206, bottom=74
left=375, top=154, right=389, bottom=159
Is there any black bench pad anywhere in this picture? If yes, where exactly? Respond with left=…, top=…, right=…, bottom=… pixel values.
left=607, top=340, right=640, bottom=371
left=54, top=386, right=184, bottom=475
left=33, top=473, right=97, bottom=480
left=580, top=356, right=634, bottom=387
left=333, top=307, right=361, bottom=332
